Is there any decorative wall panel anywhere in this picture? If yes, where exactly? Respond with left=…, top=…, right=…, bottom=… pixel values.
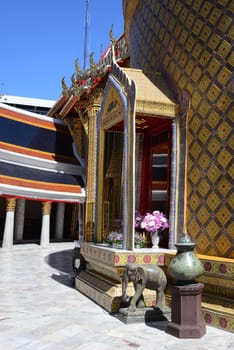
left=127, top=0, right=233, bottom=258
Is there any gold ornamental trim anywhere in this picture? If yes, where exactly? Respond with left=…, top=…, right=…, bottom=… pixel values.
left=6, top=198, right=16, bottom=212
left=102, top=86, right=124, bottom=129
left=136, top=100, right=178, bottom=117
left=42, top=201, right=52, bottom=215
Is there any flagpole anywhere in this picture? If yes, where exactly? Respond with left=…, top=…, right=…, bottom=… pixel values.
left=83, top=0, right=89, bottom=71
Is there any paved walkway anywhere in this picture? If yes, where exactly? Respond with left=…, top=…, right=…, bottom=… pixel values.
left=0, top=243, right=233, bottom=350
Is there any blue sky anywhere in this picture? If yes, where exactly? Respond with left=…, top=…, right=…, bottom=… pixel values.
left=0, top=0, right=124, bottom=101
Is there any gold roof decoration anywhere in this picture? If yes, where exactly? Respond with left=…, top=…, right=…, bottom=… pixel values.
left=59, top=26, right=129, bottom=101
left=121, top=68, right=178, bottom=118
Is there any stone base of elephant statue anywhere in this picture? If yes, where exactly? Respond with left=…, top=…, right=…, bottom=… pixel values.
left=118, top=305, right=171, bottom=324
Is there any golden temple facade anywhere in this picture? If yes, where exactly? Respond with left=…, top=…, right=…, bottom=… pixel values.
left=123, top=0, right=233, bottom=259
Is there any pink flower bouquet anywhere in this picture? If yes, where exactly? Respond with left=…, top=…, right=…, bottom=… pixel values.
left=140, top=211, right=169, bottom=232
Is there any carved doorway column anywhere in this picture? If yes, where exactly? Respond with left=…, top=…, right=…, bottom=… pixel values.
left=85, top=91, right=103, bottom=242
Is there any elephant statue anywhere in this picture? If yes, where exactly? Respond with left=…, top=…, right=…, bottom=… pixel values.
left=122, top=263, right=167, bottom=312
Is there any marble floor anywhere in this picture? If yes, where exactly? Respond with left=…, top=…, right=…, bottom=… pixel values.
left=0, top=243, right=233, bottom=350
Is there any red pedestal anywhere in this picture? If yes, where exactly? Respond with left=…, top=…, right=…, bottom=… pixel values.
left=166, top=283, right=206, bottom=338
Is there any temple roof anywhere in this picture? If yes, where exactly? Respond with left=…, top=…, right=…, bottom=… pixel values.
left=0, top=161, right=84, bottom=202
left=48, top=35, right=129, bottom=120
left=0, top=103, right=85, bottom=202
left=122, top=68, right=178, bottom=117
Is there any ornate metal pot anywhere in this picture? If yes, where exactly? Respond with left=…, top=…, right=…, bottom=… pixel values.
left=168, top=234, right=204, bottom=284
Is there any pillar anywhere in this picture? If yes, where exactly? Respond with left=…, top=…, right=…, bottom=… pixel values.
left=2, top=198, right=16, bottom=249
left=78, top=203, right=85, bottom=242
left=40, top=201, right=52, bottom=247
left=169, top=119, right=177, bottom=248
left=166, top=283, right=206, bottom=338
left=86, top=95, right=102, bottom=242
left=14, top=199, right=26, bottom=241
left=55, top=202, right=65, bottom=241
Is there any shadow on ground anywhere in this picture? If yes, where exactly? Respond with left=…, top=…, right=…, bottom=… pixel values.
left=45, top=249, right=75, bottom=288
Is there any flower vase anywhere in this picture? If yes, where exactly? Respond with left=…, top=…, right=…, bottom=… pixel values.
left=150, top=231, right=159, bottom=248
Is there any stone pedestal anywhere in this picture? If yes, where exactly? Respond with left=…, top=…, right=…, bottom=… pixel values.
left=166, top=283, right=206, bottom=338
left=117, top=306, right=171, bottom=324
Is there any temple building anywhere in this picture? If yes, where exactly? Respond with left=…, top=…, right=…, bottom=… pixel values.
left=0, top=96, right=85, bottom=247
left=0, top=0, right=233, bottom=332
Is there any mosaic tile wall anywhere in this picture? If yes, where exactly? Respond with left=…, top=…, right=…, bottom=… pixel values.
left=126, top=0, right=233, bottom=258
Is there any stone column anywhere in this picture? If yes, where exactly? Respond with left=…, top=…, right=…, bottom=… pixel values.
left=2, top=198, right=16, bottom=249
left=40, top=201, right=52, bottom=247
left=78, top=203, right=85, bottom=243
left=55, top=202, right=65, bottom=241
left=14, top=199, right=26, bottom=241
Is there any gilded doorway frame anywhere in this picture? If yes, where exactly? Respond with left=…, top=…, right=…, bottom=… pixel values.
left=95, top=62, right=136, bottom=250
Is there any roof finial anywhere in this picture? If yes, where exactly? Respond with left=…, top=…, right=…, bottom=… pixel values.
left=109, top=24, right=116, bottom=62
left=109, top=24, right=116, bottom=45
